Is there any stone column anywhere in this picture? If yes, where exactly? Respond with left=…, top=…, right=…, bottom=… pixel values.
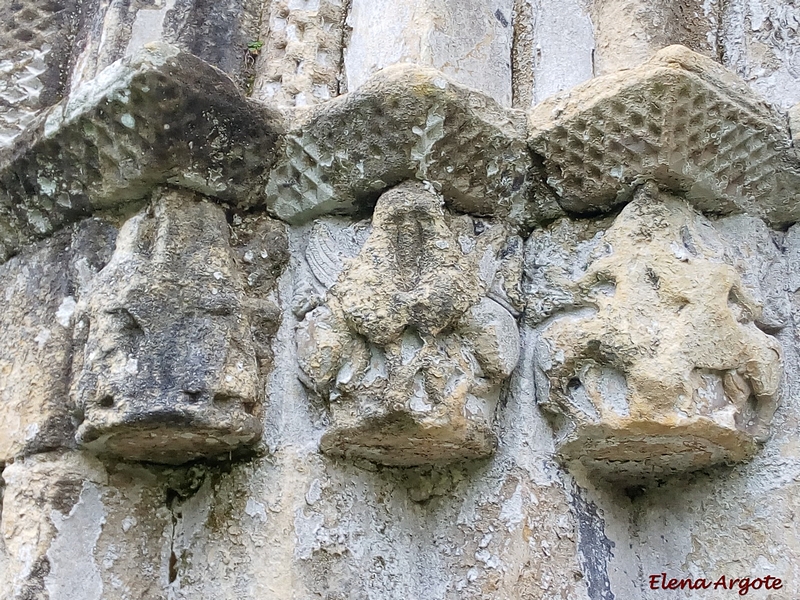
left=590, top=0, right=721, bottom=74
left=69, top=0, right=264, bottom=93
left=720, top=0, right=800, bottom=111
left=344, top=0, right=514, bottom=106
left=251, top=0, right=348, bottom=107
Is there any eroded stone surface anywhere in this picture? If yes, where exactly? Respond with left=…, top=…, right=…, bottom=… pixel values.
left=0, top=218, right=117, bottom=464
left=345, top=0, right=513, bottom=106
left=720, top=0, right=800, bottom=111
left=71, top=188, right=288, bottom=464
left=0, top=0, right=81, bottom=146
left=528, top=45, right=800, bottom=226
left=1, top=452, right=109, bottom=599
left=512, top=0, right=595, bottom=106
left=70, top=0, right=264, bottom=93
left=252, top=0, right=346, bottom=107
left=0, top=450, right=183, bottom=600
left=528, top=184, right=783, bottom=480
left=296, top=182, right=522, bottom=466
left=2, top=5, right=800, bottom=598
left=266, top=64, right=532, bottom=225
left=790, top=101, right=800, bottom=152
left=589, top=0, right=721, bottom=75
left=0, top=43, right=284, bottom=263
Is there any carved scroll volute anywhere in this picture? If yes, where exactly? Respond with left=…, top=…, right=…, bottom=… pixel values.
left=71, top=188, right=287, bottom=464
left=297, top=181, right=523, bottom=466
left=528, top=183, right=783, bottom=480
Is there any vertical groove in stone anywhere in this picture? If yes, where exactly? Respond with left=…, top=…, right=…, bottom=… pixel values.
left=518, top=0, right=595, bottom=105
left=343, top=0, right=514, bottom=106
left=251, top=0, right=347, bottom=107
left=177, top=0, right=266, bottom=93
left=69, top=0, right=264, bottom=94
left=335, top=0, right=351, bottom=96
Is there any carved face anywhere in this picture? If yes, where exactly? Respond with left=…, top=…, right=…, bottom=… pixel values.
left=297, top=181, right=522, bottom=466
left=531, top=185, right=783, bottom=479
left=72, top=192, right=283, bottom=464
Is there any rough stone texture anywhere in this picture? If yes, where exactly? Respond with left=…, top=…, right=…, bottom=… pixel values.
left=512, top=0, right=596, bottom=106
left=0, top=0, right=81, bottom=146
left=720, top=0, right=800, bottom=111
left=265, top=64, right=533, bottom=226
left=527, top=184, right=783, bottom=480
left=589, top=0, right=721, bottom=75
left=252, top=0, right=347, bottom=107
left=71, top=188, right=288, bottom=464
left=296, top=182, right=522, bottom=466
left=0, top=42, right=284, bottom=263
left=2, top=3, right=800, bottom=599
left=0, top=451, right=182, bottom=600
left=791, top=101, right=800, bottom=153
left=0, top=217, right=117, bottom=464
left=630, top=264, right=800, bottom=598
left=69, top=0, right=264, bottom=93
left=528, top=45, right=800, bottom=226
left=345, top=0, right=514, bottom=106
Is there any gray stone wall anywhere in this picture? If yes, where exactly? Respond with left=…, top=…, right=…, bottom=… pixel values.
left=0, top=2, right=799, bottom=599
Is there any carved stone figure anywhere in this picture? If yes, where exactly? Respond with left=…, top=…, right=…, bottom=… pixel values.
left=71, top=188, right=288, bottom=464
left=528, top=183, right=783, bottom=480
left=297, top=181, right=522, bottom=466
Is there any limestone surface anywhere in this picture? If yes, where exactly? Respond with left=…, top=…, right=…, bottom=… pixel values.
left=511, top=0, right=596, bottom=107
left=0, top=218, right=116, bottom=464
left=252, top=0, right=347, bottom=106
left=1, top=451, right=180, bottom=600
left=720, top=0, right=800, bottom=111
left=528, top=45, right=800, bottom=226
left=70, top=0, right=263, bottom=93
left=344, top=0, right=514, bottom=106
left=297, top=182, right=522, bottom=466
left=71, top=188, right=288, bottom=464
left=529, top=184, right=783, bottom=480
left=0, top=0, right=80, bottom=146
left=265, top=64, right=531, bottom=225
left=1, top=4, right=800, bottom=598
left=0, top=43, right=284, bottom=262
left=589, top=0, right=720, bottom=75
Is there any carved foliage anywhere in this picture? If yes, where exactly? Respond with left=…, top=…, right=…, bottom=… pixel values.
left=297, top=181, right=522, bottom=466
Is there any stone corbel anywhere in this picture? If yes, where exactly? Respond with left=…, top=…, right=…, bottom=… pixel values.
left=70, top=187, right=287, bottom=464
left=296, top=181, right=523, bottom=466
left=526, top=183, right=783, bottom=480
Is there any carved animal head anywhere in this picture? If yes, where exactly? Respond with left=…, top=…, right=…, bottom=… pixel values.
left=71, top=190, right=286, bottom=464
